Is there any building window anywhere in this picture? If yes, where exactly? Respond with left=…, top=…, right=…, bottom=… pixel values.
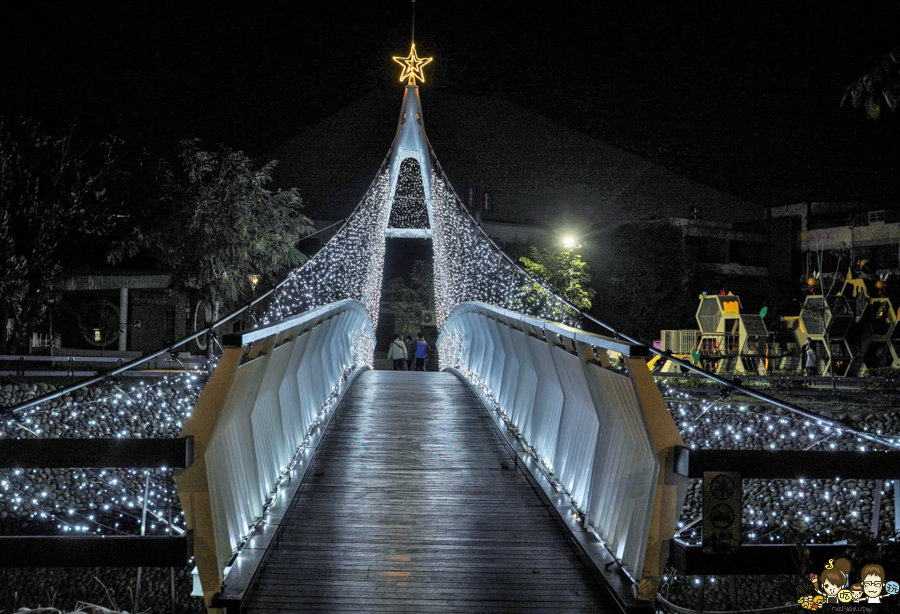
left=165, top=308, right=176, bottom=342
left=869, top=210, right=885, bottom=223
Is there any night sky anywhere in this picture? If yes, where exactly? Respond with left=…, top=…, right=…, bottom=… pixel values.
left=3, top=1, right=899, bottom=209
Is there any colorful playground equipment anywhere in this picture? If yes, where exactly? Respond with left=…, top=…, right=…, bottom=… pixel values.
left=652, top=268, right=900, bottom=376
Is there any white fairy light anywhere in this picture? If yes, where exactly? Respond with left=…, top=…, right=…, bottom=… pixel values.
left=260, top=170, right=390, bottom=336
left=430, top=171, right=575, bottom=329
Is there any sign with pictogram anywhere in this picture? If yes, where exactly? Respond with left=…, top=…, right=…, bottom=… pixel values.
left=702, top=471, right=741, bottom=554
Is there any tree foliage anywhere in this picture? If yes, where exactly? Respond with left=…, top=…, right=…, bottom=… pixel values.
left=843, top=47, right=900, bottom=120
left=0, top=117, right=122, bottom=351
left=385, top=259, right=434, bottom=336
left=110, top=140, right=314, bottom=315
left=602, top=224, right=695, bottom=342
left=518, top=247, right=596, bottom=320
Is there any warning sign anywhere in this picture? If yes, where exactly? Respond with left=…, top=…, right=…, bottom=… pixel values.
left=702, top=471, right=741, bottom=554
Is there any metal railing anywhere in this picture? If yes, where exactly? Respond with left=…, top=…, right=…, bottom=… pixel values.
left=438, top=301, right=688, bottom=601
left=660, top=330, right=701, bottom=354
left=174, top=299, right=374, bottom=606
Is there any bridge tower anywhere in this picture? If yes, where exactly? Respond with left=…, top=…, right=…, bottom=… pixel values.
left=385, top=42, right=436, bottom=239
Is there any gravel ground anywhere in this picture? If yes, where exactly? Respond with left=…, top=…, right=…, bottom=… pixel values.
left=0, top=376, right=206, bottom=614
left=2, top=374, right=899, bottom=613
left=661, top=383, right=900, bottom=612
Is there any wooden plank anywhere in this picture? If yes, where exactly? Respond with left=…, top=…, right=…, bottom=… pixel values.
left=0, top=436, right=193, bottom=469
left=239, top=371, right=619, bottom=613
left=0, top=533, right=192, bottom=567
left=674, top=446, right=900, bottom=479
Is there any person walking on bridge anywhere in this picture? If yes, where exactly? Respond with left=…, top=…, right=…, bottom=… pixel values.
left=388, top=334, right=407, bottom=370
left=404, top=335, right=415, bottom=371
left=414, top=332, right=430, bottom=371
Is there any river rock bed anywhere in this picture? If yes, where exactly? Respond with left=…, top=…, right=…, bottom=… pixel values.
left=3, top=375, right=900, bottom=613
left=663, top=388, right=900, bottom=612
left=0, top=377, right=205, bottom=613
left=0, top=566, right=202, bottom=614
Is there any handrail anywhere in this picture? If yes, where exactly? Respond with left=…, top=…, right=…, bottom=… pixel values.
left=176, top=299, right=374, bottom=605
left=451, top=301, right=647, bottom=357
left=438, top=300, right=687, bottom=601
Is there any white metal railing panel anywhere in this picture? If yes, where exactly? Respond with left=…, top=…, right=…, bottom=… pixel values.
left=475, top=314, right=496, bottom=392
left=300, top=323, right=328, bottom=422
left=333, top=311, right=352, bottom=375
left=451, top=314, right=467, bottom=371
left=437, top=301, right=684, bottom=596
left=347, top=310, right=365, bottom=367
left=494, top=320, right=520, bottom=415
left=250, top=340, right=295, bottom=497
left=319, top=315, right=339, bottom=394
left=469, top=312, right=488, bottom=377
left=207, top=354, right=269, bottom=567
left=315, top=317, right=337, bottom=409
left=549, top=346, right=599, bottom=508
left=485, top=317, right=507, bottom=396
left=582, top=363, right=658, bottom=576
left=206, top=428, right=243, bottom=569
left=335, top=312, right=357, bottom=378
left=507, top=328, right=537, bottom=440
left=279, top=332, right=312, bottom=452
left=524, top=333, right=564, bottom=472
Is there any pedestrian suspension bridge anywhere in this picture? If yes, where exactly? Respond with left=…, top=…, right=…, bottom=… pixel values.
left=165, top=42, right=691, bottom=613
left=9, top=41, right=900, bottom=614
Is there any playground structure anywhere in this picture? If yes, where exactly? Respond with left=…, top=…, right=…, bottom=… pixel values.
left=653, top=269, right=900, bottom=376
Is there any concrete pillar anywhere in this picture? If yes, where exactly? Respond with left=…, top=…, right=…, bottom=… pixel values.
left=119, top=286, right=128, bottom=352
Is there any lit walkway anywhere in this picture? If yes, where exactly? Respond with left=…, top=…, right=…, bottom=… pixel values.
left=243, top=370, right=617, bottom=613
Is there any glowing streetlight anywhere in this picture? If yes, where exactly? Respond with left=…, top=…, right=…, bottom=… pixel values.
left=562, top=236, right=581, bottom=251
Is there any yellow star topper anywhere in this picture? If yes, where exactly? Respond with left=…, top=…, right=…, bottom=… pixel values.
left=393, top=43, right=433, bottom=84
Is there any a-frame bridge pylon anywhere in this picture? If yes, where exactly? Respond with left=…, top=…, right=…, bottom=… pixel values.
left=384, top=50, right=435, bottom=239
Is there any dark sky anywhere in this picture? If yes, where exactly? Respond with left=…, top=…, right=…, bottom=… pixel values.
left=3, top=1, right=899, bottom=207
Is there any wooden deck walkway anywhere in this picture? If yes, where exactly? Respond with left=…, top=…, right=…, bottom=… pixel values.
left=242, top=370, right=618, bottom=613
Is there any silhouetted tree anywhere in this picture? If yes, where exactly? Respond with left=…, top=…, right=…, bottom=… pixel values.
left=843, top=47, right=900, bottom=120
left=0, top=118, right=122, bottom=352
left=110, top=140, right=314, bottom=327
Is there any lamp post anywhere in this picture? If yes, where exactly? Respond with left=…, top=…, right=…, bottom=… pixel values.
left=247, top=274, right=260, bottom=328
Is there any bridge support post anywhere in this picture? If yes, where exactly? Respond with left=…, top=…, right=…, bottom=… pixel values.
left=175, top=346, right=243, bottom=612
left=626, top=355, right=690, bottom=600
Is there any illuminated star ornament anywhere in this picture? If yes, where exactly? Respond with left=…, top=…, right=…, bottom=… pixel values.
left=393, top=42, right=433, bottom=84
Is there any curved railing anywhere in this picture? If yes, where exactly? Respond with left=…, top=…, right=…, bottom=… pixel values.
left=175, top=299, right=374, bottom=604
left=438, top=301, right=688, bottom=599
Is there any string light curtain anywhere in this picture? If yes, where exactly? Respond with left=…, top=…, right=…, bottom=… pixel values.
left=430, top=170, right=575, bottom=329
left=260, top=170, right=391, bottom=329
left=387, top=158, right=430, bottom=230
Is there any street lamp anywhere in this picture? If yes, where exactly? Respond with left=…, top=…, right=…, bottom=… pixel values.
left=563, top=236, right=579, bottom=250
